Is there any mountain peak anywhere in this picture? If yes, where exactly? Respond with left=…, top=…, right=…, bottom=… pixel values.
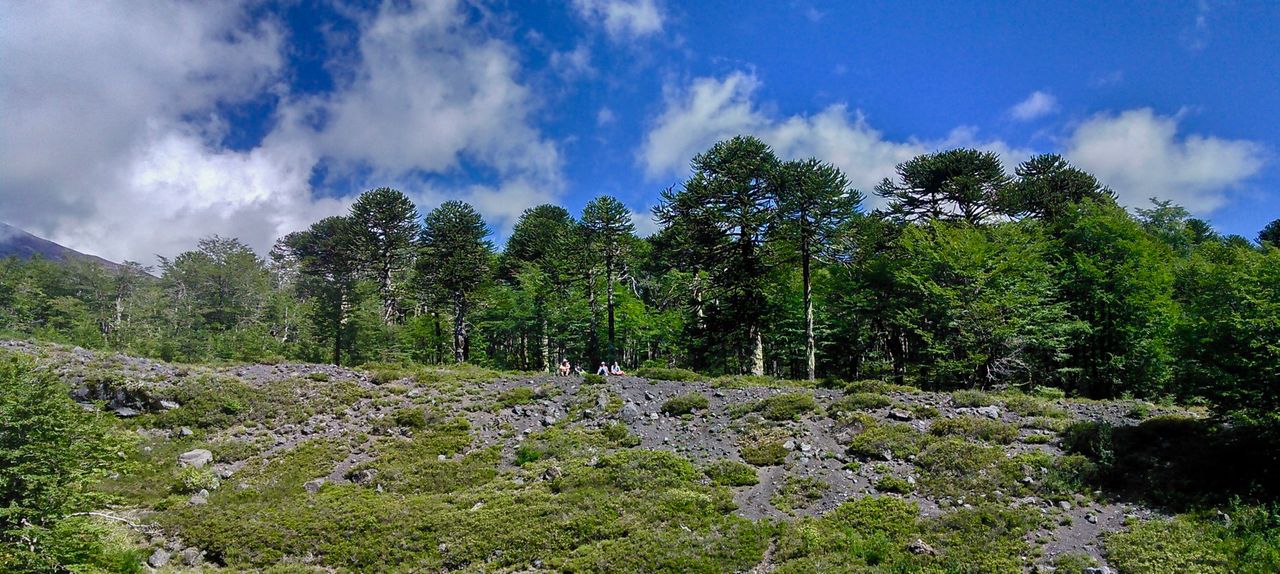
left=0, top=221, right=124, bottom=270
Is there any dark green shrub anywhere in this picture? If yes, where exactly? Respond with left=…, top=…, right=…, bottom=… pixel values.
left=392, top=407, right=429, bottom=430
left=930, top=416, right=1019, bottom=444
left=662, top=393, right=710, bottom=416
left=772, top=475, right=827, bottom=512
left=741, top=440, right=789, bottom=466
left=951, top=389, right=997, bottom=408
left=848, top=423, right=931, bottom=460
left=635, top=366, right=700, bottom=381
left=832, top=392, right=892, bottom=412
left=583, top=373, right=606, bottom=385
left=704, top=460, right=759, bottom=486
left=495, top=386, right=537, bottom=408
left=757, top=393, right=818, bottom=421
left=875, top=476, right=914, bottom=494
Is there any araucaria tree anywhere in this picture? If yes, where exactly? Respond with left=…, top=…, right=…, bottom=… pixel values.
left=580, top=195, right=635, bottom=362
left=275, top=216, right=360, bottom=366
left=876, top=148, right=1011, bottom=225
left=772, top=158, right=861, bottom=380
left=419, top=201, right=492, bottom=363
left=348, top=187, right=420, bottom=324
left=656, top=135, right=779, bottom=375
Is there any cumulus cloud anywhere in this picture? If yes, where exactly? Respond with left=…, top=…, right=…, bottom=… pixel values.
left=639, top=71, right=1028, bottom=206
left=571, top=0, right=664, bottom=40
left=1009, top=90, right=1058, bottom=121
left=1065, top=108, right=1265, bottom=213
left=0, top=0, right=563, bottom=261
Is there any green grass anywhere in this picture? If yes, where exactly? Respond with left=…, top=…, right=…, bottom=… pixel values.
left=847, top=422, right=931, bottom=460
left=950, top=389, right=998, bottom=408
left=494, top=386, right=537, bottom=408
left=634, top=366, right=700, bottom=381
left=771, top=475, right=828, bottom=513
left=930, top=416, right=1019, bottom=444
left=703, top=459, right=759, bottom=486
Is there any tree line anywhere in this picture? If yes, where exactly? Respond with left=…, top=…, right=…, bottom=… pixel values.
left=2, top=136, right=1278, bottom=418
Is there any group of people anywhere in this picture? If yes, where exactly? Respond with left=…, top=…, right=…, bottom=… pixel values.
left=556, top=359, right=625, bottom=377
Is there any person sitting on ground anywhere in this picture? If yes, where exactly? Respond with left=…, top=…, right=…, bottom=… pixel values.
left=574, top=363, right=585, bottom=375
left=610, top=362, right=625, bottom=376
left=596, top=362, right=609, bottom=376
left=557, top=359, right=571, bottom=376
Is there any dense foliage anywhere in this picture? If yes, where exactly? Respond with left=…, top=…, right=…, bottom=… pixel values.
left=1, top=139, right=1277, bottom=424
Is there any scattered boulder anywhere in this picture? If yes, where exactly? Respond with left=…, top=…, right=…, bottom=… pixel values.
left=351, top=469, right=379, bottom=485
left=975, top=405, right=1001, bottom=420
left=180, top=547, right=203, bottom=566
left=113, top=407, right=141, bottom=417
left=304, top=478, right=325, bottom=493
left=178, top=449, right=213, bottom=469
left=147, top=548, right=171, bottom=568
left=888, top=408, right=913, bottom=421
left=907, top=538, right=936, bottom=555
left=620, top=402, right=640, bottom=423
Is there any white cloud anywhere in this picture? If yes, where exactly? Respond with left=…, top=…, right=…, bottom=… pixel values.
left=639, top=72, right=1030, bottom=207
left=571, top=0, right=664, bottom=40
left=0, top=0, right=563, bottom=261
left=629, top=208, right=662, bottom=237
left=597, top=107, right=617, bottom=126
left=1065, top=108, right=1265, bottom=214
left=1009, top=90, right=1058, bottom=121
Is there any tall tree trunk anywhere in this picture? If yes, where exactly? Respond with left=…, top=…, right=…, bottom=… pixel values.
left=587, top=271, right=600, bottom=365
left=606, top=254, right=616, bottom=361
left=751, top=326, right=764, bottom=376
left=453, top=295, right=467, bottom=363
left=433, top=313, right=444, bottom=364
left=803, top=249, right=815, bottom=381
left=542, top=316, right=551, bottom=372
left=332, top=297, right=343, bottom=366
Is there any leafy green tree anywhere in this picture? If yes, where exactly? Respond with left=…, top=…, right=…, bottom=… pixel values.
left=580, top=196, right=635, bottom=362
left=1054, top=200, right=1176, bottom=398
left=502, top=205, right=578, bottom=369
left=419, top=201, right=492, bottom=363
left=875, top=148, right=1011, bottom=225
left=772, top=158, right=861, bottom=380
left=348, top=187, right=420, bottom=324
left=655, top=136, right=780, bottom=375
left=1259, top=218, right=1280, bottom=248
left=276, top=217, right=361, bottom=365
left=1003, top=154, right=1114, bottom=221
left=1, top=352, right=133, bottom=571
left=158, top=236, right=270, bottom=333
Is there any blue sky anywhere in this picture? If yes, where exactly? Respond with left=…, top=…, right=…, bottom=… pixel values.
left=1, top=0, right=1276, bottom=262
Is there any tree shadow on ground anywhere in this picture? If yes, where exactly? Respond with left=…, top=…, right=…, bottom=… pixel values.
left=1062, top=415, right=1280, bottom=512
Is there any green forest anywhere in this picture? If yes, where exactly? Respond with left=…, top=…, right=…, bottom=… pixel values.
left=6, top=137, right=1278, bottom=411
left=4, top=136, right=1280, bottom=573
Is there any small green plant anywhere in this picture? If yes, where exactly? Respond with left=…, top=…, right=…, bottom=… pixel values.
left=740, top=435, right=789, bottom=466
left=756, top=392, right=818, bottom=421
left=951, top=389, right=997, bottom=408
left=370, top=368, right=404, bottom=385
left=772, top=475, right=827, bottom=512
left=832, top=392, right=892, bottom=412
left=662, top=393, right=710, bottom=416
left=1128, top=401, right=1154, bottom=419
left=704, top=459, right=759, bottom=486
left=910, top=404, right=940, bottom=419
left=930, top=416, right=1019, bottom=444
left=305, top=372, right=330, bottom=382
left=635, top=366, right=700, bottom=381
left=495, top=386, right=537, bottom=408
left=582, top=373, right=606, bottom=385
left=874, top=475, right=914, bottom=494
left=1032, top=385, right=1066, bottom=400
left=392, top=407, right=429, bottom=430
left=848, top=422, right=931, bottom=460
left=1052, top=552, right=1098, bottom=572
left=179, top=466, right=220, bottom=492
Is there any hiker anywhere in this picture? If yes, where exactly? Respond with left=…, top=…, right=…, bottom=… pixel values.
left=610, top=362, right=625, bottom=376
left=557, top=359, right=571, bottom=376
left=596, top=362, right=609, bottom=376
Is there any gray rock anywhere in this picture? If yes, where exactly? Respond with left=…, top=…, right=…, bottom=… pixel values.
left=159, top=400, right=180, bottom=410
left=113, top=407, right=141, bottom=417
left=1086, top=513, right=1098, bottom=524
left=1058, top=500, right=1072, bottom=511
left=188, top=494, right=207, bottom=505
left=620, top=402, right=640, bottom=423
left=907, top=538, right=936, bottom=555
left=303, top=478, right=325, bottom=493
left=975, top=405, right=1001, bottom=419
left=148, top=548, right=171, bottom=568
left=178, top=449, right=213, bottom=468
left=351, top=469, right=379, bottom=485
left=180, top=547, right=203, bottom=566
left=1084, top=568, right=1110, bottom=574
left=888, top=409, right=913, bottom=421
left=178, top=426, right=193, bottom=437
left=783, top=440, right=797, bottom=451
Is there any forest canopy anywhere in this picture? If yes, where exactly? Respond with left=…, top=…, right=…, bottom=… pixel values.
left=2, top=137, right=1278, bottom=423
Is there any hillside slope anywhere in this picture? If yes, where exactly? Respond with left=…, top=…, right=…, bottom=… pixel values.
left=2, top=340, right=1230, bottom=573
left=0, top=221, right=124, bottom=269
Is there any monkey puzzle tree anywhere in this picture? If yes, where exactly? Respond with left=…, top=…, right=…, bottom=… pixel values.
left=876, top=148, right=1011, bottom=225
left=348, top=187, right=420, bottom=324
left=580, top=195, right=635, bottom=362
left=419, top=201, right=492, bottom=363
left=772, top=158, right=861, bottom=380
left=275, top=216, right=360, bottom=365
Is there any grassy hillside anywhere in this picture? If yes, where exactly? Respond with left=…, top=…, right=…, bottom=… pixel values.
left=2, top=340, right=1278, bottom=573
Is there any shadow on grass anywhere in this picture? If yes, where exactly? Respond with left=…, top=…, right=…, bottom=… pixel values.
left=1062, top=415, right=1280, bottom=511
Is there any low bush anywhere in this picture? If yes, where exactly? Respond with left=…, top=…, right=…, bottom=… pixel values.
left=740, top=434, right=790, bottom=466
left=635, top=366, right=700, bottom=382
left=392, top=407, right=429, bottom=430
left=772, top=475, right=827, bottom=513
left=930, top=416, right=1019, bottom=444
left=831, top=392, right=892, bottom=412
left=756, top=393, right=818, bottom=421
left=582, top=373, right=606, bottom=385
left=495, top=386, right=537, bottom=409
left=847, top=422, right=931, bottom=460
left=704, top=459, right=759, bottom=486
left=874, top=475, right=914, bottom=494
left=951, top=389, right=997, bottom=408
left=662, top=393, right=710, bottom=416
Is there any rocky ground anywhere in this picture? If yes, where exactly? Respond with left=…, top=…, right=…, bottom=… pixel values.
left=4, top=339, right=1187, bottom=572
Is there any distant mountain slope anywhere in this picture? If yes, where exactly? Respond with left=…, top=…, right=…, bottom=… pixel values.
left=0, top=221, right=124, bottom=269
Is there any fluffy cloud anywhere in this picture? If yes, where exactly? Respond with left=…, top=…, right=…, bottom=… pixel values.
left=639, top=72, right=1026, bottom=205
left=1009, top=91, right=1058, bottom=121
left=0, top=0, right=562, bottom=262
left=571, top=0, right=664, bottom=40
left=1065, top=108, right=1265, bottom=213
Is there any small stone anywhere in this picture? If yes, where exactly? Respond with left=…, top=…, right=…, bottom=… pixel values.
left=159, top=400, right=180, bottom=410
left=907, top=538, right=936, bottom=555
left=180, top=547, right=203, bottom=566
left=147, top=548, right=170, bottom=568
left=975, top=405, right=1001, bottom=419
left=1058, top=500, right=1072, bottom=511
left=178, top=426, right=193, bottom=437
left=620, top=402, right=640, bottom=423
left=188, top=494, right=207, bottom=505
left=113, top=407, right=141, bottom=417
left=437, top=454, right=447, bottom=461
left=542, top=415, right=556, bottom=427
left=470, top=501, right=484, bottom=512
left=783, top=440, right=797, bottom=451
left=799, top=442, right=813, bottom=453
left=1086, top=514, right=1098, bottom=524
left=888, top=409, right=913, bottom=421
left=351, top=469, right=378, bottom=485
left=178, top=449, right=213, bottom=468
left=644, top=391, right=656, bottom=401
left=303, top=478, right=325, bottom=493
left=541, top=466, right=562, bottom=481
